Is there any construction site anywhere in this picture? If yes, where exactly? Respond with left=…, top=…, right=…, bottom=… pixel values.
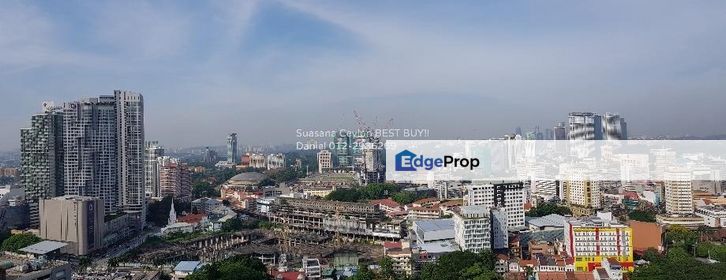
left=269, top=197, right=404, bottom=243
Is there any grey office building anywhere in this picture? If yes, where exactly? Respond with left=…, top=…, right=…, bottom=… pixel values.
left=602, top=113, right=628, bottom=140
left=568, top=112, right=603, bottom=140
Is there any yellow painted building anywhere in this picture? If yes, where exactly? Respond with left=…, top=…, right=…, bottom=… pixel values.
left=564, top=217, right=634, bottom=272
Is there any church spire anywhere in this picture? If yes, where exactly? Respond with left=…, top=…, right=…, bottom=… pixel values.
left=168, top=199, right=177, bottom=225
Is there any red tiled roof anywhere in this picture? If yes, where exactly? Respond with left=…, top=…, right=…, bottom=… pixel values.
left=537, top=272, right=568, bottom=280
left=178, top=213, right=206, bottom=224
left=413, top=197, right=440, bottom=205
left=369, top=198, right=401, bottom=209
left=270, top=271, right=303, bottom=280
left=383, top=242, right=402, bottom=249
left=623, top=191, right=639, bottom=200
left=439, top=199, right=463, bottom=207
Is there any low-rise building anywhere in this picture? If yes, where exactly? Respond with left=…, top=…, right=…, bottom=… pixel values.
left=174, top=261, right=202, bottom=280
left=383, top=242, right=413, bottom=276
left=0, top=249, right=72, bottom=280
left=412, top=219, right=455, bottom=245
left=527, top=214, right=567, bottom=231
left=369, top=198, right=403, bottom=214
left=408, top=206, right=441, bottom=220
left=417, top=240, right=459, bottom=263
left=694, top=205, right=726, bottom=227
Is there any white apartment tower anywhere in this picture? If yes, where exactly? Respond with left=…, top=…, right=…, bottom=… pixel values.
left=318, top=150, right=332, bottom=173
left=453, top=205, right=491, bottom=253
left=664, top=170, right=693, bottom=215
left=144, top=141, right=164, bottom=198
left=465, top=181, right=526, bottom=228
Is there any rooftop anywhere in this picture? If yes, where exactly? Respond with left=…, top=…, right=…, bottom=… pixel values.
left=368, top=198, right=401, bottom=209
left=414, top=219, right=455, bottom=232
left=174, top=261, right=202, bottom=272
left=228, top=172, right=267, bottom=183
left=527, top=214, right=567, bottom=228
left=418, top=240, right=459, bottom=254
left=19, top=241, right=68, bottom=255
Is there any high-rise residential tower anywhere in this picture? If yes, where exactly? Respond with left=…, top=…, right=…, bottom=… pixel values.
left=62, top=95, right=119, bottom=213
left=20, top=102, right=64, bottom=227
left=62, top=91, right=145, bottom=224
left=158, top=156, right=192, bottom=201
left=227, top=133, right=239, bottom=164
left=144, top=141, right=165, bottom=198
left=115, top=91, right=145, bottom=218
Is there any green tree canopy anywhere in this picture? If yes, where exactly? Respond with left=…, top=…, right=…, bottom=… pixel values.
left=186, top=255, right=269, bottom=280
left=628, top=210, right=657, bottom=222
left=525, top=202, right=572, bottom=217
left=420, top=250, right=500, bottom=280
left=1, top=233, right=42, bottom=253
left=631, top=247, right=726, bottom=280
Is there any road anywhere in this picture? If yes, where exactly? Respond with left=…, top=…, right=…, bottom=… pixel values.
left=94, top=228, right=159, bottom=270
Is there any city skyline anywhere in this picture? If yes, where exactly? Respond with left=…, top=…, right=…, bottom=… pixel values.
left=3, top=1, right=726, bottom=151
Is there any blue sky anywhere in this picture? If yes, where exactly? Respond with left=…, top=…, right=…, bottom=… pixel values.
left=1, top=0, right=726, bottom=150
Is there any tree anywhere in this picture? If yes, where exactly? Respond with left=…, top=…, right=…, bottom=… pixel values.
left=221, top=218, right=243, bottom=232
left=360, top=183, right=400, bottom=200
left=192, top=182, right=217, bottom=199
left=147, top=196, right=191, bottom=227
left=664, top=225, right=698, bottom=252
left=267, top=168, right=303, bottom=183
left=525, top=202, right=572, bottom=217
left=420, top=250, right=499, bottom=280
left=391, top=192, right=417, bottom=205
left=1, top=233, right=41, bottom=253
left=631, top=247, right=726, bottom=280
left=348, top=264, right=374, bottom=280
left=186, top=255, right=269, bottom=280
left=628, top=210, right=656, bottom=222
left=379, top=257, right=397, bottom=280
left=258, top=178, right=275, bottom=187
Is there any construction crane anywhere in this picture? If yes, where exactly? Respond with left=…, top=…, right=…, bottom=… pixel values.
left=353, top=110, right=371, bottom=133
